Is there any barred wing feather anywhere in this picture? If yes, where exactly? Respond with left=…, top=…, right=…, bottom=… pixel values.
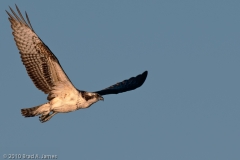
left=6, top=5, right=74, bottom=94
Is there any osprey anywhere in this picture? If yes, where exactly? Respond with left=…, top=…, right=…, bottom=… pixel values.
left=6, top=5, right=148, bottom=123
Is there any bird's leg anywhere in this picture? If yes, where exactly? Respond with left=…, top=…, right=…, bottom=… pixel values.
left=39, top=112, right=58, bottom=123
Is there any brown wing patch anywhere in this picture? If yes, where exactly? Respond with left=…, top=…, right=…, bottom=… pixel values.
left=21, top=53, right=51, bottom=93
left=7, top=5, right=74, bottom=94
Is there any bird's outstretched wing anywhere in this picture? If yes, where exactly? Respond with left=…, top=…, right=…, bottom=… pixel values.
left=6, top=5, right=74, bottom=94
left=95, top=71, right=148, bottom=96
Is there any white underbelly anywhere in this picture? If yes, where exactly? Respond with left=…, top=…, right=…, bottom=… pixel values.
left=52, top=104, right=78, bottom=113
left=50, top=94, right=78, bottom=113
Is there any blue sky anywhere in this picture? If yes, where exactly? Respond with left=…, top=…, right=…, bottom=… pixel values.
left=1, top=0, right=240, bottom=159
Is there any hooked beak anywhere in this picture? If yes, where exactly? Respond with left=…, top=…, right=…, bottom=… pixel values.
left=99, top=96, right=104, bottom=101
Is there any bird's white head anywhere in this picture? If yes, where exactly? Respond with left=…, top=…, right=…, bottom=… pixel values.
left=79, top=91, right=104, bottom=108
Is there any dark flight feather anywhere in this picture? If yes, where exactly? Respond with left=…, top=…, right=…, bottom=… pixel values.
left=95, top=71, right=148, bottom=96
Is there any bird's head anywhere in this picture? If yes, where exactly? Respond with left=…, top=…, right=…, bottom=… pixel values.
left=95, top=93, right=104, bottom=101
left=80, top=91, right=104, bottom=104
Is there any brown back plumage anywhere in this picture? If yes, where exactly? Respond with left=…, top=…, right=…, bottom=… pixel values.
left=6, top=5, right=73, bottom=94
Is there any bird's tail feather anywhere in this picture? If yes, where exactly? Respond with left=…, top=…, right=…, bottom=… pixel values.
left=21, top=105, right=41, bottom=117
left=21, top=103, right=49, bottom=117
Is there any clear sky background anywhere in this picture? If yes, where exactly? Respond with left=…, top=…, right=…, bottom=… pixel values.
left=0, top=0, right=240, bottom=159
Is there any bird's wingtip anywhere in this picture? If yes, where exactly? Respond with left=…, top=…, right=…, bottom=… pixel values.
left=142, top=70, right=148, bottom=80
left=143, top=70, right=148, bottom=76
left=138, top=70, right=148, bottom=86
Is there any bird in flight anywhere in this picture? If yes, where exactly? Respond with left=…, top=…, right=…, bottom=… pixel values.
left=6, top=5, right=148, bottom=123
